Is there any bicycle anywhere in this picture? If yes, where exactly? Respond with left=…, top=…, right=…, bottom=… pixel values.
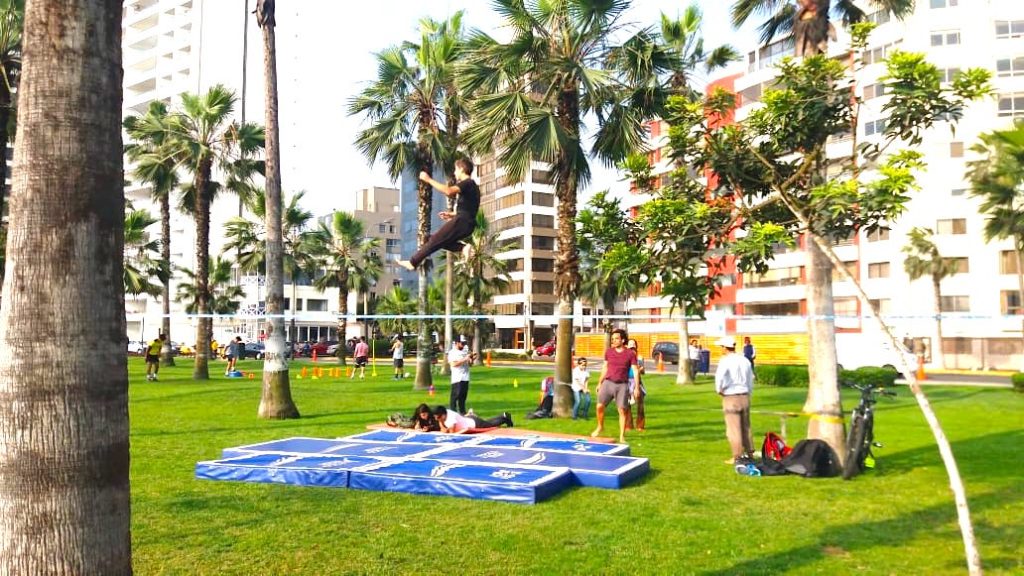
left=841, top=380, right=896, bottom=480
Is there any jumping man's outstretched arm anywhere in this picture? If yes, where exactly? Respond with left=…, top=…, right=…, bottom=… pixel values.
left=419, top=171, right=459, bottom=197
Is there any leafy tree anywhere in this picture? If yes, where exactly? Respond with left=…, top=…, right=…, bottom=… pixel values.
left=348, top=13, right=464, bottom=391
left=451, top=210, right=510, bottom=363
left=124, top=101, right=180, bottom=366
left=123, top=208, right=167, bottom=298
left=310, top=211, right=381, bottom=365
left=460, top=0, right=659, bottom=415
left=0, top=2, right=130, bottom=570
left=968, top=121, right=1024, bottom=364
left=902, top=227, right=956, bottom=369
left=376, top=286, right=417, bottom=337
left=176, top=257, right=246, bottom=316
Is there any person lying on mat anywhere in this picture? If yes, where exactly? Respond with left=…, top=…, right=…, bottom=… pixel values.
left=433, top=405, right=513, bottom=434
left=412, top=403, right=440, bottom=432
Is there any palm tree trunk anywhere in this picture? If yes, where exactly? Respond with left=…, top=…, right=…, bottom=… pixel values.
left=257, top=10, right=298, bottom=419
left=160, top=191, right=175, bottom=366
left=552, top=90, right=580, bottom=417
left=442, top=197, right=455, bottom=375
left=932, top=276, right=945, bottom=370
left=193, top=159, right=213, bottom=380
left=338, top=276, right=349, bottom=366
left=677, top=318, right=693, bottom=384
left=802, top=239, right=845, bottom=455
left=413, top=175, right=433, bottom=390
left=0, top=2, right=131, bottom=572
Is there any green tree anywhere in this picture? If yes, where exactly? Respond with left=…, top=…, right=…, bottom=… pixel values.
left=376, top=285, right=417, bottom=337
left=968, top=120, right=1024, bottom=366
left=461, top=0, right=660, bottom=415
left=0, top=1, right=130, bottom=570
left=176, top=257, right=246, bottom=317
left=0, top=0, right=22, bottom=288
left=162, top=85, right=264, bottom=380
left=451, top=210, right=510, bottom=363
left=349, top=13, right=464, bottom=391
left=311, top=211, right=381, bottom=366
left=123, top=208, right=167, bottom=298
left=902, top=227, right=956, bottom=369
left=124, top=100, right=180, bottom=366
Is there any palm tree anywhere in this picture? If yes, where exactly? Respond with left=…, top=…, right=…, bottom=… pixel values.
left=460, top=0, right=659, bottom=415
left=731, top=0, right=915, bottom=57
left=161, top=85, right=264, bottom=380
left=968, top=121, right=1024, bottom=362
left=222, top=190, right=319, bottom=346
left=176, top=257, right=246, bottom=316
left=311, top=211, right=382, bottom=366
left=348, top=13, right=464, bottom=391
left=123, top=208, right=166, bottom=298
left=452, top=210, right=510, bottom=363
left=376, top=285, right=419, bottom=339
left=124, top=101, right=180, bottom=366
left=0, top=0, right=21, bottom=258
left=0, top=1, right=130, bottom=571
left=902, top=227, right=955, bottom=369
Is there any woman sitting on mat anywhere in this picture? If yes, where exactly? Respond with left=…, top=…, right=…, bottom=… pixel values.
left=433, top=405, right=513, bottom=434
left=412, top=403, right=440, bottom=432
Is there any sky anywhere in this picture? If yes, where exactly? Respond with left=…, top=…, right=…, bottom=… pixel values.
left=268, top=0, right=757, bottom=214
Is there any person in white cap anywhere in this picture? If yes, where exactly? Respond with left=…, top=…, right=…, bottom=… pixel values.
left=714, top=335, right=754, bottom=463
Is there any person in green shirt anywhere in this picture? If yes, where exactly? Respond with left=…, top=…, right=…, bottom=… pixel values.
left=146, top=334, right=163, bottom=381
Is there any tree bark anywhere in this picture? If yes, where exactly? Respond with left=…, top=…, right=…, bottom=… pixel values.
left=192, top=157, right=213, bottom=380
left=552, top=88, right=581, bottom=417
left=160, top=189, right=175, bottom=366
left=257, top=12, right=298, bottom=419
left=802, top=239, right=845, bottom=457
left=413, top=173, right=433, bottom=390
left=932, top=276, right=945, bottom=370
left=0, top=1, right=131, bottom=573
left=338, top=277, right=349, bottom=367
left=677, top=318, right=694, bottom=384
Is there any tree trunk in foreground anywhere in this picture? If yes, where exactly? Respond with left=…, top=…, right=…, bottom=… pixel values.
left=257, top=8, right=298, bottom=419
left=160, top=191, right=175, bottom=366
left=802, top=239, right=845, bottom=456
left=413, top=177, right=433, bottom=391
left=677, top=318, right=694, bottom=384
left=192, top=158, right=213, bottom=381
left=0, top=1, right=131, bottom=573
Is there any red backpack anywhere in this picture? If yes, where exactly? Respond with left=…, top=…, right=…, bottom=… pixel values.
left=761, top=431, right=792, bottom=462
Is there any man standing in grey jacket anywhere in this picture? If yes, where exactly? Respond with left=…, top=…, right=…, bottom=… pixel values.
left=715, top=335, right=754, bottom=463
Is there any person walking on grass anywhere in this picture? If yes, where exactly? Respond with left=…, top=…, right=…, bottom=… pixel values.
left=447, top=335, right=475, bottom=414
left=591, top=328, right=641, bottom=444
left=391, top=335, right=405, bottom=380
left=352, top=336, right=370, bottom=379
left=714, top=335, right=755, bottom=464
left=145, top=334, right=164, bottom=381
left=396, top=158, right=481, bottom=271
left=226, top=336, right=243, bottom=376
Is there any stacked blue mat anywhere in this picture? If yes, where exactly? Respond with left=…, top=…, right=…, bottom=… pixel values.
left=196, top=429, right=650, bottom=504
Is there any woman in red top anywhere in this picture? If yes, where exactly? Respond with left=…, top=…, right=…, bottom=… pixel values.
left=591, top=328, right=640, bottom=444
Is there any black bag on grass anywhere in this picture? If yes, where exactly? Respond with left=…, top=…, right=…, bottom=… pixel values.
left=780, top=439, right=840, bottom=478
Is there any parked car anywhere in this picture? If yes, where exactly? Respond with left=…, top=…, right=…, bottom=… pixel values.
left=243, top=342, right=265, bottom=360
left=127, top=340, right=146, bottom=355
left=534, top=339, right=556, bottom=357
left=326, top=343, right=340, bottom=355
left=177, top=343, right=195, bottom=356
left=651, top=342, right=680, bottom=365
left=310, top=341, right=330, bottom=356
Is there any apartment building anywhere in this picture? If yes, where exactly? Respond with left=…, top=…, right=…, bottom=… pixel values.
left=623, top=0, right=1024, bottom=370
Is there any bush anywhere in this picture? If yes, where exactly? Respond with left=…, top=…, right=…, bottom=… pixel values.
left=1012, top=372, right=1024, bottom=394
left=756, top=364, right=809, bottom=387
left=840, top=366, right=900, bottom=389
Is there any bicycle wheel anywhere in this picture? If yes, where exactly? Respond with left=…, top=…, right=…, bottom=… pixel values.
left=843, top=412, right=870, bottom=480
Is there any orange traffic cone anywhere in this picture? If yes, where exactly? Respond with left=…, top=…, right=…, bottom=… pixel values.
left=298, top=366, right=307, bottom=379
left=657, top=353, right=664, bottom=373
left=429, top=384, right=435, bottom=396
left=346, top=366, right=353, bottom=378
left=486, top=350, right=492, bottom=368
left=247, top=372, right=255, bottom=379
left=312, top=350, right=318, bottom=363
left=916, top=354, right=926, bottom=381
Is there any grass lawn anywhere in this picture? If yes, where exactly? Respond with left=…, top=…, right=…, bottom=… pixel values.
left=130, top=358, right=1023, bottom=575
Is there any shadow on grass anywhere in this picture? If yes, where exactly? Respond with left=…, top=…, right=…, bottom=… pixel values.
left=703, top=484, right=1023, bottom=575
left=879, top=428, right=1024, bottom=480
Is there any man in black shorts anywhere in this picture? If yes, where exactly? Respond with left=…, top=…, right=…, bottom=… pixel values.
left=397, top=158, right=480, bottom=271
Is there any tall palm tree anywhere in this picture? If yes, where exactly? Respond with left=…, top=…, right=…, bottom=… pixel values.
left=460, top=0, right=659, bottom=415
left=348, top=13, right=463, bottom=391
left=311, top=211, right=382, bottom=366
left=123, top=208, right=166, bottom=298
left=968, top=121, right=1024, bottom=361
left=731, top=0, right=915, bottom=57
left=161, top=85, right=264, bottom=380
left=124, top=100, right=180, bottom=366
left=902, top=227, right=955, bottom=369
left=0, top=0, right=21, bottom=264
left=452, top=210, right=510, bottom=363
left=176, top=257, right=246, bottom=316
left=222, top=190, right=319, bottom=347
left=376, top=285, right=417, bottom=337
left=0, top=1, right=130, bottom=571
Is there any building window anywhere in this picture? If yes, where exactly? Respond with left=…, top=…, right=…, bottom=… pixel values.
left=742, top=266, right=801, bottom=288
left=500, top=236, right=524, bottom=252
left=942, top=257, right=969, bottom=274
left=500, top=280, right=524, bottom=295
left=744, top=301, right=801, bottom=317
left=832, top=261, right=858, bottom=282
left=867, top=9, right=890, bottom=25
left=532, top=235, right=555, bottom=250
left=834, top=297, right=859, bottom=318
left=995, top=20, right=1024, bottom=39
left=306, top=299, right=328, bottom=312
left=864, top=118, right=887, bottom=136
left=532, top=258, right=554, bottom=273
left=1001, top=291, right=1023, bottom=315
left=930, top=31, right=961, bottom=47
left=532, top=214, right=555, bottom=228
left=739, top=82, right=763, bottom=106
left=998, top=93, right=1024, bottom=118
left=867, top=262, right=891, bottom=278
left=533, top=303, right=555, bottom=315
left=996, top=56, right=1024, bottom=77
left=378, top=223, right=386, bottom=233
left=493, top=213, right=525, bottom=233
left=951, top=188, right=967, bottom=196
left=1000, top=250, right=1020, bottom=274
left=950, top=142, right=964, bottom=157
left=936, top=218, right=967, bottom=234
left=385, top=238, right=400, bottom=252
left=929, top=0, right=957, bottom=7
left=495, top=303, right=524, bottom=315
left=532, top=280, right=554, bottom=294
left=942, top=338, right=972, bottom=354
left=940, top=295, right=970, bottom=312
left=531, top=169, right=554, bottom=185
left=495, top=190, right=525, bottom=211
left=504, top=258, right=524, bottom=272
left=863, top=41, right=902, bottom=65
left=863, top=83, right=886, bottom=100
left=866, top=227, right=890, bottom=242
left=531, top=191, right=554, bottom=207
left=939, top=68, right=961, bottom=83
left=869, top=298, right=892, bottom=315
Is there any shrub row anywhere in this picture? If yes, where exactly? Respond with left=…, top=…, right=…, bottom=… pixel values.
left=1012, top=372, right=1024, bottom=394
left=754, top=364, right=900, bottom=388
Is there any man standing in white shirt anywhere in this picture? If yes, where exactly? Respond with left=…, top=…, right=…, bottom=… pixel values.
left=714, top=335, right=754, bottom=463
left=447, top=335, right=475, bottom=414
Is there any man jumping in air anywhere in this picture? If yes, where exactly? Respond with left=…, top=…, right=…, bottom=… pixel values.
left=396, top=158, right=480, bottom=271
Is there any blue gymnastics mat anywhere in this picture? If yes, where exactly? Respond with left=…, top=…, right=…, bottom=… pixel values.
left=344, top=429, right=484, bottom=444
left=195, top=453, right=386, bottom=488
left=428, top=445, right=649, bottom=489
left=348, top=458, right=572, bottom=504
left=221, top=438, right=448, bottom=460
left=471, top=436, right=630, bottom=456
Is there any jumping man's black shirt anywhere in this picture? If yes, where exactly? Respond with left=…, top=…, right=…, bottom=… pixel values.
left=456, top=178, right=481, bottom=219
